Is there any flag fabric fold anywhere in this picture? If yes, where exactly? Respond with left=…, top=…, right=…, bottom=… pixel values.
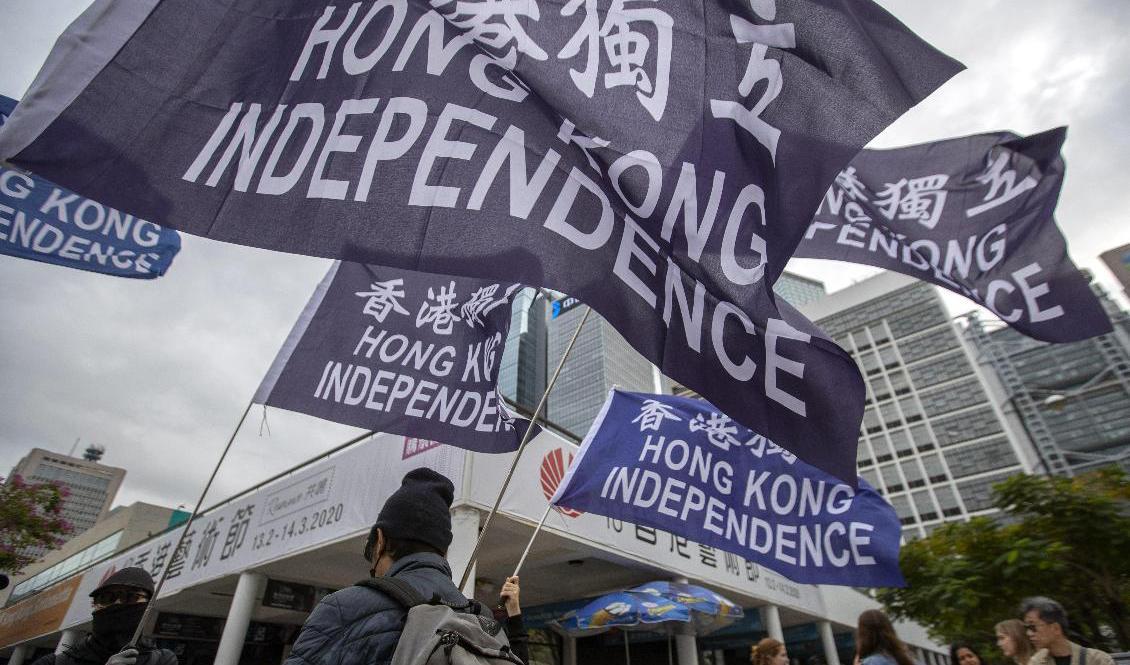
left=797, top=127, right=1111, bottom=342
left=255, top=261, right=536, bottom=453
left=0, top=95, right=180, bottom=279
left=551, top=390, right=905, bottom=587
left=0, top=0, right=962, bottom=480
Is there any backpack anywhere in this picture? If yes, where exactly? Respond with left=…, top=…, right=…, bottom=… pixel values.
left=355, top=578, right=525, bottom=665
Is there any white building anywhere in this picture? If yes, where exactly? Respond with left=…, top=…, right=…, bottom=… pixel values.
left=800, top=272, right=1042, bottom=539
left=1, top=430, right=944, bottom=665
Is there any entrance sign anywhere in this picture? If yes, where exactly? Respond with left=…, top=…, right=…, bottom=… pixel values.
left=551, top=390, right=905, bottom=586
left=797, top=127, right=1110, bottom=342
left=0, top=0, right=961, bottom=480
left=255, top=262, right=534, bottom=453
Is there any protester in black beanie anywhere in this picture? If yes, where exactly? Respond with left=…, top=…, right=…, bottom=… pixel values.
left=30, top=566, right=177, bottom=665
left=286, top=467, right=529, bottom=665
left=364, top=467, right=454, bottom=562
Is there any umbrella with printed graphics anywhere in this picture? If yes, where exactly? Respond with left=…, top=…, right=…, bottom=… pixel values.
left=630, top=580, right=744, bottom=633
left=553, top=590, right=695, bottom=665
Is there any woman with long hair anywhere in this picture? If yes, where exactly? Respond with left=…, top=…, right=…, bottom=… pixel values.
left=751, top=637, right=789, bottom=665
left=996, top=619, right=1035, bottom=665
left=950, top=642, right=985, bottom=665
left=855, top=610, right=918, bottom=665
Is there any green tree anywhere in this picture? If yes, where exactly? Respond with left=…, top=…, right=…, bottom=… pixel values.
left=0, top=475, right=73, bottom=575
left=877, top=467, right=1130, bottom=658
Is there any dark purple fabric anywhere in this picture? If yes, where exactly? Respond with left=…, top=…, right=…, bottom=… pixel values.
left=5, top=0, right=962, bottom=480
left=797, top=127, right=1111, bottom=342
left=258, top=262, right=534, bottom=453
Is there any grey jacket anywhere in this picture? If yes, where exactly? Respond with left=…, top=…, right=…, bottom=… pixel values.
left=283, top=553, right=475, bottom=665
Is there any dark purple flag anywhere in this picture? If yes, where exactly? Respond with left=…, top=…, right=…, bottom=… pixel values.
left=254, top=262, right=535, bottom=453
left=797, top=127, right=1112, bottom=342
left=0, top=0, right=962, bottom=481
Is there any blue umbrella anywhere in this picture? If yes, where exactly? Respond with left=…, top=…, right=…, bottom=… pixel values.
left=554, top=590, right=694, bottom=664
left=630, top=580, right=744, bottom=634
left=573, top=590, right=694, bottom=631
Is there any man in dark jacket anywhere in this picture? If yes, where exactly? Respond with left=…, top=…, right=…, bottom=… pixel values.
left=284, top=468, right=527, bottom=665
left=32, top=567, right=177, bottom=665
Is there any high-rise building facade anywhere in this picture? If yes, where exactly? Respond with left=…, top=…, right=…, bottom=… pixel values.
left=546, top=296, right=657, bottom=436
left=548, top=272, right=828, bottom=436
left=497, top=288, right=547, bottom=413
left=800, top=271, right=1040, bottom=540
left=6, top=447, right=126, bottom=560
left=963, top=281, right=1130, bottom=475
left=1100, top=243, right=1130, bottom=298
left=772, top=271, right=827, bottom=307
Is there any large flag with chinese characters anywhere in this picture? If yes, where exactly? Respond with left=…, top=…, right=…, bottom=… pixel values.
left=254, top=262, right=536, bottom=453
left=796, top=127, right=1111, bottom=342
left=0, top=95, right=180, bottom=278
left=551, top=390, right=905, bottom=587
left=0, top=0, right=962, bottom=481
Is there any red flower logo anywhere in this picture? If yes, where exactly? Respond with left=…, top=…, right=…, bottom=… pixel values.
left=540, top=448, right=582, bottom=518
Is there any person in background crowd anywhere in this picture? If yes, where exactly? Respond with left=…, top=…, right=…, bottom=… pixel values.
left=996, top=619, right=1036, bottom=665
left=283, top=468, right=527, bottom=665
left=31, top=567, right=177, bottom=665
left=950, top=642, right=985, bottom=665
left=1023, top=597, right=1114, bottom=665
left=751, top=638, right=789, bottom=665
left=854, top=609, right=918, bottom=665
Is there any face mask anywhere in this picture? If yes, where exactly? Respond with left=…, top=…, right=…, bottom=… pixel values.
left=92, top=601, right=148, bottom=650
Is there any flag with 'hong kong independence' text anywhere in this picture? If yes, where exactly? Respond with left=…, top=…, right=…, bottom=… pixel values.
left=255, top=262, right=536, bottom=453
left=0, top=0, right=962, bottom=481
left=797, top=127, right=1111, bottom=343
left=552, top=390, right=904, bottom=586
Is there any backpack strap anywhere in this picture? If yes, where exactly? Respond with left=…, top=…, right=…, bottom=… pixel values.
left=1079, top=647, right=1087, bottom=665
left=354, top=576, right=429, bottom=608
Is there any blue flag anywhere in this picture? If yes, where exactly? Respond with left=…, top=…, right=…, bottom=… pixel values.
left=254, top=262, right=536, bottom=453
left=551, top=390, right=905, bottom=587
left=0, top=96, right=180, bottom=278
left=797, top=127, right=1111, bottom=343
left=0, top=1, right=962, bottom=481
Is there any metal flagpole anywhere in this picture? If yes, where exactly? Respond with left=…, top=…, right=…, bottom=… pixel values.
left=128, top=400, right=254, bottom=646
left=511, top=504, right=552, bottom=577
left=458, top=305, right=592, bottom=590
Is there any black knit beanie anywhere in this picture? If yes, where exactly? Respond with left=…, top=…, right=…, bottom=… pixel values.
left=90, top=566, right=155, bottom=597
left=365, top=468, right=454, bottom=560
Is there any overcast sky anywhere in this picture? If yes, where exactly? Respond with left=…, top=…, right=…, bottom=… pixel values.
left=1, top=1, right=1128, bottom=512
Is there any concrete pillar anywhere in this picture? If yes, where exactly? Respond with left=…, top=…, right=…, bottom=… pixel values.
left=214, top=571, right=267, bottom=665
left=818, top=621, right=841, bottom=665
left=761, top=604, right=783, bottom=642
left=672, top=577, right=698, bottom=665
left=447, top=506, right=481, bottom=597
left=8, top=644, right=31, bottom=665
left=563, top=635, right=577, bottom=665
left=676, top=622, right=699, bottom=665
left=56, top=629, right=82, bottom=655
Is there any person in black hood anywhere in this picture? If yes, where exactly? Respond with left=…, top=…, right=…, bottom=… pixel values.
left=32, top=567, right=177, bottom=665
